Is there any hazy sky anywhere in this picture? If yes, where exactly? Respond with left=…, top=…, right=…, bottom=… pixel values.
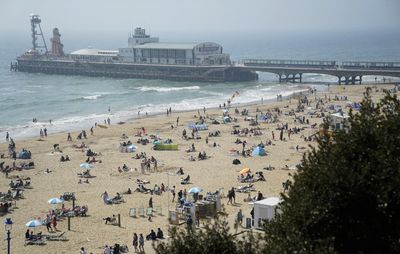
left=1, top=0, right=399, bottom=37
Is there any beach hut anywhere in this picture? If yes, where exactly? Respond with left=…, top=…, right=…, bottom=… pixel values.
left=330, top=112, right=350, bottom=132
left=253, top=197, right=281, bottom=229
left=252, top=146, right=266, bottom=156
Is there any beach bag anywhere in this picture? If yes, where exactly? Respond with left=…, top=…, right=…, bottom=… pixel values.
left=233, top=159, right=241, bottom=165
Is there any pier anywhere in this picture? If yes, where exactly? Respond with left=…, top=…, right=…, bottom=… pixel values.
left=241, top=59, right=400, bottom=84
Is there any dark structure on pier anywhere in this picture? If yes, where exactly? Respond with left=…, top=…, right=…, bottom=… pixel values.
left=12, top=14, right=400, bottom=84
left=242, top=59, right=400, bottom=84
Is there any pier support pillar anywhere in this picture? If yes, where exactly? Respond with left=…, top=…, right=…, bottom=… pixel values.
left=351, top=76, right=356, bottom=85
left=338, top=76, right=342, bottom=85
left=345, top=76, right=350, bottom=85
left=299, top=73, right=302, bottom=83
left=278, top=74, right=282, bottom=83
left=359, top=76, right=362, bottom=84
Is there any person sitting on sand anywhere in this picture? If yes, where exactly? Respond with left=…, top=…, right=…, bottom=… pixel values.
left=243, top=193, right=252, bottom=202
left=60, top=155, right=65, bottom=162
left=156, top=228, right=164, bottom=239
left=65, top=155, right=70, bottom=161
left=146, top=229, right=157, bottom=241
left=176, top=167, right=184, bottom=175
left=181, top=175, right=190, bottom=184
left=256, top=191, right=264, bottom=201
left=154, top=184, right=161, bottom=195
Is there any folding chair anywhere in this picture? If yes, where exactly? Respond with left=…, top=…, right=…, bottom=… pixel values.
left=154, top=206, right=162, bottom=216
left=137, top=207, right=145, bottom=217
left=146, top=207, right=153, bottom=217
left=129, top=208, right=137, bottom=218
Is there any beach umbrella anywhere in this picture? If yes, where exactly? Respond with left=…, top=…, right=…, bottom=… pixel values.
left=239, top=167, right=250, bottom=175
left=48, top=197, right=64, bottom=204
left=26, top=219, right=43, bottom=228
left=80, top=163, right=93, bottom=169
left=188, top=187, right=203, bottom=194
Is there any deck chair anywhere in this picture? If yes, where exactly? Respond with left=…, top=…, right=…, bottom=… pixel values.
left=154, top=206, right=162, bottom=216
left=129, top=208, right=137, bottom=218
left=24, top=238, right=46, bottom=246
left=137, top=207, right=145, bottom=217
left=46, top=232, right=68, bottom=241
left=146, top=207, right=153, bottom=217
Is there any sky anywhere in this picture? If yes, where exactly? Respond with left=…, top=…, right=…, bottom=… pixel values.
left=1, top=0, right=399, bottom=37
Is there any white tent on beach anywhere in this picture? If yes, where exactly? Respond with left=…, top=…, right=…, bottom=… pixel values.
left=254, top=197, right=281, bottom=229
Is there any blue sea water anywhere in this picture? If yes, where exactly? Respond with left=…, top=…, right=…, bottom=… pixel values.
left=1, top=30, right=399, bottom=140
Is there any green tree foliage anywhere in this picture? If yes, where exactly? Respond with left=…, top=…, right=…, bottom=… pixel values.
left=154, top=90, right=400, bottom=254
left=153, top=215, right=261, bottom=254
left=264, top=90, right=400, bottom=253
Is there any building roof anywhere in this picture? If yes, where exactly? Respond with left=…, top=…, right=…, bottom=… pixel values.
left=331, top=112, right=350, bottom=119
left=133, top=43, right=199, bottom=50
left=70, top=48, right=118, bottom=56
left=254, top=197, right=281, bottom=207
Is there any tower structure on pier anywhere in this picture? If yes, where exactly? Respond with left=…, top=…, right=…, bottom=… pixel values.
left=30, top=14, right=48, bottom=53
left=50, top=28, right=64, bottom=56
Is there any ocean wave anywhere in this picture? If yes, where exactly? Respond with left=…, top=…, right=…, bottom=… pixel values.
left=82, top=94, right=102, bottom=100
left=137, top=86, right=201, bottom=92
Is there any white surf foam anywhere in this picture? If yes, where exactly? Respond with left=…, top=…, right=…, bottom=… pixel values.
left=82, top=94, right=102, bottom=100
left=137, top=86, right=201, bottom=92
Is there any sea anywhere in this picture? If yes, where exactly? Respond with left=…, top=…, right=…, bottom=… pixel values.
left=1, top=30, right=400, bottom=141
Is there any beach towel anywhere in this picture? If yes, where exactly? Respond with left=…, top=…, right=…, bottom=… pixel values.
left=188, top=123, right=208, bottom=130
left=153, top=144, right=178, bottom=151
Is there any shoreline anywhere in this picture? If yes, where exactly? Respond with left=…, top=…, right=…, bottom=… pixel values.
left=0, top=84, right=314, bottom=143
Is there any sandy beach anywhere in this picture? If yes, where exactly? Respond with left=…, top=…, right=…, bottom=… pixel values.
left=0, top=83, right=395, bottom=254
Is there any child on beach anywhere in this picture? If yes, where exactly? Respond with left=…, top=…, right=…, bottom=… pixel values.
left=132, top=233, right=138, bottom=253
left=138, top=234, right=144, bottom=252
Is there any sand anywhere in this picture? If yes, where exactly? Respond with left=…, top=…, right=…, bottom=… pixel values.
left=0, top=83, right=394, bottom=254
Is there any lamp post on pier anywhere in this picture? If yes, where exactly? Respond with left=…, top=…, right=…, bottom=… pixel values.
left=4, top=218, right=13, bottom=254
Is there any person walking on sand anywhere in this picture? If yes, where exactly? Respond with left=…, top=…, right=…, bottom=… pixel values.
left=227, top=189, right=233, bottom=205
left=171, top=186, right=176, bottom=202
left=187, top=215, right=194, bottom=233
left=52, top=214, right=58, bottom=231
left=149, top=197, right=153, bottom=208
left=237, top=209, right=243, bottom=227
left=231, top=187, right=236, bottom=204
left=176, top=117, right=179, bottom=127
left=67, top=133, right=72, bottom=141
left=6, top=132, right=9, bottom=142
left=132, top=233, right=138, bottom=253
left=138, top=233, right=144, bottom=253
